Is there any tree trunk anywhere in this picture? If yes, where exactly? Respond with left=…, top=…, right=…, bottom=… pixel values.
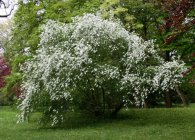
left=165, top=92, right=172, bottom=108
left=164, top=50, right=172, bottom=108
left=175, top=85, right=188, bottom=106
left=111, top=102, right=124, bottom=118
left=144, top=99, right=150, bottom=108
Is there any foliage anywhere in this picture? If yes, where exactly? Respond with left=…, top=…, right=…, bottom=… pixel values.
left=0, top=56, right=12, bottom=105
left=0, top=56, right=11, bottom=88
left=100, top=0, right=139, bottom=31
left=159, top=0, right=195, bottom=59
left=100, top=0, right=163, bottom=40
left=158, top=0, right=195, bottom=102
left=18, top=14, right=186, bottom=126
left=5, top=0, right=190, bottom=109
left=3, top=0, right=102, bottom=98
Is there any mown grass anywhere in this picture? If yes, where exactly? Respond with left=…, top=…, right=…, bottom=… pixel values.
left=1, top=105, right=195, bottom=140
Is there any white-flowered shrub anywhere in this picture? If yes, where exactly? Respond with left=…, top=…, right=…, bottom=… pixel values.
left=18, top=13, right=187, bottom=126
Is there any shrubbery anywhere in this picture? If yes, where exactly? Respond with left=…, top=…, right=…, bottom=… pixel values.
left=17, top=14, right=186, bottom=126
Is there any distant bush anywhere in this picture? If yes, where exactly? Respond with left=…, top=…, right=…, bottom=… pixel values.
left=0, top=56, right=12, bottom=105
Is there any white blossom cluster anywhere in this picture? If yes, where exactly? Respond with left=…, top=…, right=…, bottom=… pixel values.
left=18, top=13, right=187, bottom=125
left=153, top=59, right=187, bottom=91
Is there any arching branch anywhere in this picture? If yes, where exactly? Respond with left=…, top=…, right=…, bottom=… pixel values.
left=0, top=0, right=17, bottom=18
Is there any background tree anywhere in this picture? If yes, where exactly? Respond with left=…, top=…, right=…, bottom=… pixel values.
left=100, top=0, right=162, bottom=40
left=0, top=56, right=11, bottom=105
left=159, top=0, right=195, bottom=106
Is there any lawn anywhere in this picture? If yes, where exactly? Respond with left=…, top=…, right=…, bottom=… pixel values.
left=1, top=105, right=195, bottom=140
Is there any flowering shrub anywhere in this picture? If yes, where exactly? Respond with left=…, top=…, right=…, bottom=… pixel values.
left=18, top=13, right=187, bottom=126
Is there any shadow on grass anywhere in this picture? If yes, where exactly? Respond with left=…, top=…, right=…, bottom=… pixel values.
left=117, top=107, right=195, bottom=126
left=33, top=107, right=195, bottom=130
left=36, top=112, right=120, bottom=130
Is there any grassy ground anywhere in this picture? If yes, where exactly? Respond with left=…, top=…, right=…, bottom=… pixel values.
left=1, top=105, right=195, bottom=140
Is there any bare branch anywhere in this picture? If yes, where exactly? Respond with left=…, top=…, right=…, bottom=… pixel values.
left=0, top=0, right=17, bottom=18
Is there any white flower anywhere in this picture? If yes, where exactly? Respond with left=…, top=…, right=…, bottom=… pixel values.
left=18, top=13, right=187, bottom=125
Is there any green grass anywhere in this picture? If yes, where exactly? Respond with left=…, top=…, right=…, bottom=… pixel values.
left=1, top=105, right=195, bottom=140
